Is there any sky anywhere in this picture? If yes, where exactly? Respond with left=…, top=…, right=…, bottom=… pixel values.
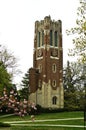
left=0, top=0, right=80, bottom=89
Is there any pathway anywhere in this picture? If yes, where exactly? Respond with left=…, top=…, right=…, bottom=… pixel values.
left=4, top=117, right=86, bottom=128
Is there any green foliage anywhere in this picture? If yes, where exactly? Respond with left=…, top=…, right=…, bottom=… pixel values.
left=66, top=0, right=86, bottom=63
left=19, top=87, right=29, bottom=100
left=63, top=61, right=85, bottom=110
left=0, top=45, right=20, bottom=80
left=0, top=44, right=19, bottom=95
left=0, top=122, right=10, bottom=127
left=0, top=45, right=18, bottom=70
left=19, top=70, right=29, bottom=100
left=0, top=61, right=12, bottom=95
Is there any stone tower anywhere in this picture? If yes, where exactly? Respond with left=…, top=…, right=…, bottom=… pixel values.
left=29, top=16, right=64, bottom=109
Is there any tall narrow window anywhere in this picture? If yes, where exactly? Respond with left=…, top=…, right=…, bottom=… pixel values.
left=38, top=32, right=40, bottom=47
left=54, top=31, right=58, bottom=47
left=42, top=31, right=44, bottom=46
left=52, top=80, right=56, bottom=87
left=52, top=96, right=57, bottom=105
left=50, top=30, right=53, bottom=46
left=52, top=64, right=56, bottom=73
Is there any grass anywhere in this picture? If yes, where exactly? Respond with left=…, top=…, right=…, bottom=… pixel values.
left=0, top=111, right=85, bottom=130
left=0, top=122, right=10, bottom=127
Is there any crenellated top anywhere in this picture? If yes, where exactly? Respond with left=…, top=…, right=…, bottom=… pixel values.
left=34, top=16, right=62, bottom=49
left=35, top=16, right=62, bottom=33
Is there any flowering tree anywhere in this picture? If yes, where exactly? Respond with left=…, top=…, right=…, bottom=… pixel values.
left=0, top=88, right=37, bottom=117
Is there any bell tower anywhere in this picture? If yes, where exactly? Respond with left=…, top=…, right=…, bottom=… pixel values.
left=29, top=16, right=64, bottom=109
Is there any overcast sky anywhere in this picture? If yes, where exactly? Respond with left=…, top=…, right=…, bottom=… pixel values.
left=0, top=0, right=80, bottom=88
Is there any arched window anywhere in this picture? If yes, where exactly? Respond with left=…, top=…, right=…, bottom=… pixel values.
left=52, top=80, right=56, bottom=87
left=52, top=64, right=56, bottom=73
left=52, top=96, right=57, bottom=105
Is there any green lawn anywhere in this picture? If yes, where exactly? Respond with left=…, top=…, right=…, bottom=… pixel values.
left=0, top=111, right=85, bottom=130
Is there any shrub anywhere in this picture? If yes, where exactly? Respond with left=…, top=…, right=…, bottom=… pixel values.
left=0, top=122, right=11, bottom=127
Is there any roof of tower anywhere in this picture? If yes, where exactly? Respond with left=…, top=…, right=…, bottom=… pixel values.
left=35, top=16, right=62, bottom=31
left=44, top=15, right=51, bottom=20
left=35, top=16, right=62, bottom=23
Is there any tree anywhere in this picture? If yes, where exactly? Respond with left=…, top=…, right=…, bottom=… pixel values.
left=0, top=87, right=37, bottom=117
left=66, top=0, right=86, bottom=63
left=0, top=45, right=20, bottom=78
left=19, top=69, right=29, bottom=100
left=0, top=45, right=20, bottom=94
left=63, top=61, right=85, bottom=110
left=0, top=61, right=12, bottom=95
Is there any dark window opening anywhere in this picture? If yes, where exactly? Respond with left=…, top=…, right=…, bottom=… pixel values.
left=54, top=31, right=58, bottom=47
left=50, top=30, right=53, bottom=46
left=52, top=96, right=57, bottom=105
